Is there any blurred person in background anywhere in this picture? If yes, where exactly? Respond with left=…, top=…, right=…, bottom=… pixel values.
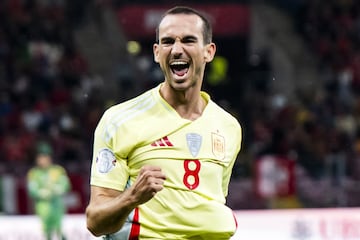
left=27, top=141, right=71, bottom=240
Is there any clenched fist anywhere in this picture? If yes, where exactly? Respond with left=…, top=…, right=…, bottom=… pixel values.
left=129, top=165, right=166, bottom=205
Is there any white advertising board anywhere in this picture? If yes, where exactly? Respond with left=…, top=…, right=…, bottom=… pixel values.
left=0, top=214, right=99, bottom=240
left=0, top=208, right=359, bottom=240
left=233, top=208, right=360, bottom=240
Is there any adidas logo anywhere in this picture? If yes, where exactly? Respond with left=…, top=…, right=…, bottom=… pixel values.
left=151, top=136, right=173, bottom=147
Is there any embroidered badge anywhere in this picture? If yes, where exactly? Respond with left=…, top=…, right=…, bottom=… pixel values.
left=186, top=133, right=202, bottom=157
left=212, top=132, right=225, bottom=160
left=96, top=148, right=116, bottom=173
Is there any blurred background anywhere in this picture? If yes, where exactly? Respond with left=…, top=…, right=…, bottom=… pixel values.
left=1, top=0, right=360, bottom=224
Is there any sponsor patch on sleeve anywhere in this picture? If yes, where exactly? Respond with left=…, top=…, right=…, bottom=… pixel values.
left=96, top=148, right=116, bottom=173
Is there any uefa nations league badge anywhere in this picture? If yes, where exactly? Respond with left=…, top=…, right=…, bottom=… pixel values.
left=186, top=133, right=202, bottom=157
left=96, top=148, right=116, bottom=173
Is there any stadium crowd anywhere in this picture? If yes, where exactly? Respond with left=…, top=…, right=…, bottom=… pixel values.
left=230, top=0, right=360, bottom=209
left=0, top=0, right=100, bottom=213
left=1, top=0, right=360, bottom=214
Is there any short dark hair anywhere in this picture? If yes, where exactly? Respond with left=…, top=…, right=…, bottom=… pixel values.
left=155, top=6, right=213, bottom=44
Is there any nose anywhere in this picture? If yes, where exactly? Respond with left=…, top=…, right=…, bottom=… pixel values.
left=171, top=39, right=183, bottom=56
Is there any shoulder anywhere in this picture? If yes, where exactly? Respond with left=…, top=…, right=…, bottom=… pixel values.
left=201, top=91, right=241, bottom=131
left=101, top=87, right=158, bottom=125
left=209, top=100, right=241, bottom=128
left=27, top=167, right=38, bottom=177
left=51, top=165, right=67, bottom=173
left=95, top=86, right=160, bottom=142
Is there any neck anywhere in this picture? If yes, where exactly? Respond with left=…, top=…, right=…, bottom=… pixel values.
left=160, top=84, right=206, bottom=120
left=175, top=95, right=206, bottom=120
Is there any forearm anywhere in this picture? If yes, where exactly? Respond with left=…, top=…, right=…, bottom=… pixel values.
left=86, top=189, right=138, bottom=236
left=86, top=166, right=166, bottom=236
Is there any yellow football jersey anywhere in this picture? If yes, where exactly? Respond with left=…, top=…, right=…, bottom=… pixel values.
left=90, top=84, right=242, bottom=240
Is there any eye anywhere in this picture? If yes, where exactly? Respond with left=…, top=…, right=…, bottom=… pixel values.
left=160, top=37, right=175, bottom=45
left=182, top=36, right=198, bottom=44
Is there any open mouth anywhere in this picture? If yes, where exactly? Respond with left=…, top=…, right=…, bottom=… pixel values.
left=170, top=61, right=189, bottom=77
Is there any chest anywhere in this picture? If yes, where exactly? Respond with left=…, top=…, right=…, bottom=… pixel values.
left=33, top=168, right=61, bottom=183
left=128, top=120, right=230, bottom=167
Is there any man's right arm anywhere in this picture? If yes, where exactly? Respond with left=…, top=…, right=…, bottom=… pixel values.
left=86, top=165, right=166, bottom=237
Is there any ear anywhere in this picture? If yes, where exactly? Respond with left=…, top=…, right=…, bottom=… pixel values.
left=204, top=43, right=216, bottom=63
left=153, top=43, right=159, bottom=63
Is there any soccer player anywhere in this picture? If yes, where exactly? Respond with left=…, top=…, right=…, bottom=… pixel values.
left=86, top=6, right=242, bottom=240
left=27, top=142, right=71, bottom=240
